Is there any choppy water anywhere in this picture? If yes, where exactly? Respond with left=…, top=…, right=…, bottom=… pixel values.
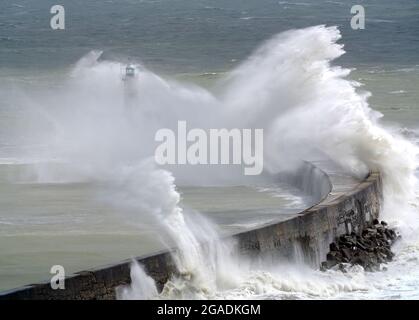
left=1, top=0, right=419, bottom=299
left=1, top=0, right=418, bottom=71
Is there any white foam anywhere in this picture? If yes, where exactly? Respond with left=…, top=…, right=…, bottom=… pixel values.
left=5, top=25, right=419, bottom=299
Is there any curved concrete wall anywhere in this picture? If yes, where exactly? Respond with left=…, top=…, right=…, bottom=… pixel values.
left=277, top=161, right=332, bottom=204
left=0, top=163, right=382, bottom=300
left=236, top=171, right=382, bottom=267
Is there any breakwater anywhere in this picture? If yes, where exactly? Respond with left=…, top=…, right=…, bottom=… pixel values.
left=0, top=162, right=382, bottom=300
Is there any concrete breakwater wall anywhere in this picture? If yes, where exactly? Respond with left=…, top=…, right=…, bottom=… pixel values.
left=236, top=171, right=382, bottom=268
left=0, top=163, right=382, bottom=300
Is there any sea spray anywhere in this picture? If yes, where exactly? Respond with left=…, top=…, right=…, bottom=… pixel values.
left=127, top=25, right=419, bottom=299
left=5, top=24, right=419, bottom=299
left=110, top=161, right=246, bottom=299
left=222, top=26, right=418, bottom=205
left=116, top=260, right=158, bottom=300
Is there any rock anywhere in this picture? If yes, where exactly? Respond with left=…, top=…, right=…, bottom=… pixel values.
left=365, top=265, right=373, bottom=272
left=385, top=229, right=396, bottom=240
left=366, top=228, right=377, bottom=235
left=341, top=248, right=352, bottom=260
left=382, top=248, right=394, bottom=261
left=324, top=259, right=337, bottom=269
left=321, top=221, right=399, bottom=272
left=353, top=252, right=369, bottom=268
left=338, top=264, right=348, bottom=273
left=326, top=252, right=336, bottom=262
left=377, top=227, right=385, bottom=235
left=377, top=253, right=386, bottom=263
left=329, top=242, right=339, bottom=252
left=356, top=241, right=367, bottom=251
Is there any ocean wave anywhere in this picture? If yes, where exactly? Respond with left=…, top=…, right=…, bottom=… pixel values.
left=3, top=23, right=419, bottom=300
